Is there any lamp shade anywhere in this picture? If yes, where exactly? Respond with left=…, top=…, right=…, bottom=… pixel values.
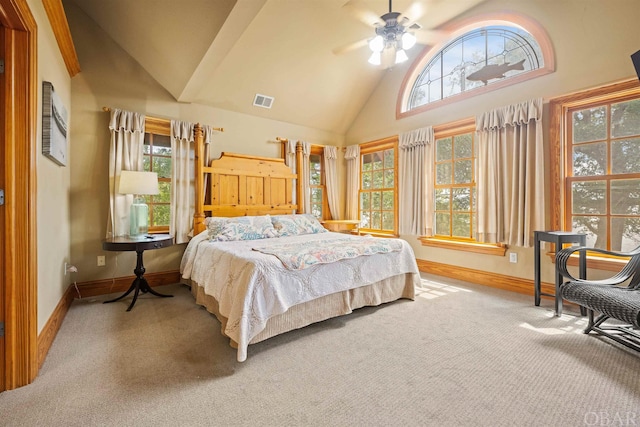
left=401, top=32, right=416, bottom=50
left=395, top=49, right=408, bottom=64
left=368, top=35, right=384, bottom=53
left=368, top=51, right=382, bottom=65
left=118, top=171, right=159, bottom=195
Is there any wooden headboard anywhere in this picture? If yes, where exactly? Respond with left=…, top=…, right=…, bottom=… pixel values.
left=193, top=140, right=298, bottom=235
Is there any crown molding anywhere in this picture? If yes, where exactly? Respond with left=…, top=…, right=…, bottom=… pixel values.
left=42, top=0, right=80, bottom=77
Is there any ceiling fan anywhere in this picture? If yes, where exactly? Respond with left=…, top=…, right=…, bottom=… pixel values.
left=334, top=0, right=444, bottom=68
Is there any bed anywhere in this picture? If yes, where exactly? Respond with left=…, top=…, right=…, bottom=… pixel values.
left=181, top=128, right=419, bottom=362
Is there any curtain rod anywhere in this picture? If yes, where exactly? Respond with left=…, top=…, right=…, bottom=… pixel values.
left=102, top=106, right=224, bottom=132
left=275, top=136, right=301, bottom=144
left=275, top=137, right=345, bottom=151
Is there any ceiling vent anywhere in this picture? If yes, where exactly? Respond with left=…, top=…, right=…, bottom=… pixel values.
left=253, top=94, right=274, bottom=109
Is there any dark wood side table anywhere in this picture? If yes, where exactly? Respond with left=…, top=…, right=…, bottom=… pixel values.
left=102, top=234, right=174, bottom=311
left=534, top=231, right=587, bottom=316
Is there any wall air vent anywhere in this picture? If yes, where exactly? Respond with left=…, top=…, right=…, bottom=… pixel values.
left=253, top=94, right=274, bottom=109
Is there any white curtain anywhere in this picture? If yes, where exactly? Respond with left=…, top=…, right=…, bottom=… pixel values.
left=107, top=109, right=145, bottom=238
left=323, top=146, right=340, bottom=219
left=284, top=140, right=297, bottom=205
left=170, top=121, right=195, bottom=244
left=399, top=126, right=434, bottom=236
left=201, top=125, right=214, bottom=167
left=345, top=145, right=360, bottom=220
left=476, top=98, right=545, bottom=247
left=300, top=141, right=311, bottom=213
left=170, top=122, right=214, bottom=244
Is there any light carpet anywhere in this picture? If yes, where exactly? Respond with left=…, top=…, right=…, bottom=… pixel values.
left=1, top=273, right=639, bottom=426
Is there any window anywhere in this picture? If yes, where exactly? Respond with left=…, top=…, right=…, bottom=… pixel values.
left=550, top=81, right=640, bottom=260
left=398, top=15, right=554, bottom=118
left=142, top=122, right=172, bottom=232
left=434, top=129, right=476, bottom=240
left=566, top=96, right=640, bottom=251
left=409, top=25, right=542, bottom=110
left=419, top=120, right=505, bottom=256
left=309, top=146, right=328, bottom=219
left=359, top=137, right=397, bottom=235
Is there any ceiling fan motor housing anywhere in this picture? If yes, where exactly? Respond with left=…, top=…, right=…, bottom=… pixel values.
left=376, top=11, right=408, bottom=46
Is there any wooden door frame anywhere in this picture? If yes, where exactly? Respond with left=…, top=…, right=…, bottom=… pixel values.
left=0, top=0, right=38, bottom=390
left=0, top=19, right=4, bottom=393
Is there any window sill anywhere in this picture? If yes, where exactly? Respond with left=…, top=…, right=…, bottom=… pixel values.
left=148, top=228, right=169, bottom=234
left=358, top=230, right=399, bottom=238
left=547, top=252, right=630, bottom=272
left=418, top=237, right=507, bottom=256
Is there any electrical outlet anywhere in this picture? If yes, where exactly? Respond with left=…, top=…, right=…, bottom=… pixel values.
left=64, top=262, right=68, bottom=275
left=97, top=255, right=106, bottom=267
left=509, top=253, right=518, bottom=263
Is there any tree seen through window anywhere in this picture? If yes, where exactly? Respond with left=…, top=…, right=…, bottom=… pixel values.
left=309, top=151, right=325, bottom=219
left=143, top=132, right=171, bottom=230
left=434, top=132, right=476, bottom=239
left=359, top=144, right=396, bottom=234
left=568, top=97, right=640, bottom=251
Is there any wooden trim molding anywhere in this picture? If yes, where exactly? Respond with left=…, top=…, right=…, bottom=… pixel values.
left=74, top=270, right=181, bottom=298
left=416, top=258, right=555, bottom=297
left=37, top=284, right=75, bottom=368
left=42, top=0, right=80, bottom=77
left=433, top=118, right=475, bottom=137
left=359, top=136, right=397, bottom=153
left=144, top=116, right=171, bottom=136
left=545, top=251, right=629, bottom=273
left=418, top=237, right=507, bottom=256
left=0, top=0, right=39, bottom=390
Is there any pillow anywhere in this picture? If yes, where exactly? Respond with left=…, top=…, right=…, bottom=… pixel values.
left=204, top=217, right=227, bottom=239
left=270, top=215, right=301, bottom=237
left=293, top=214, right=327, bottom=234
left=271, top=214, right=327, bottom=236
left=210, top=215, right=278, bottom=241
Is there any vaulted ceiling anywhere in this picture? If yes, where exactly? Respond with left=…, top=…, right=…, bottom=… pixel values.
left=64, top=0, right=485, bottom=134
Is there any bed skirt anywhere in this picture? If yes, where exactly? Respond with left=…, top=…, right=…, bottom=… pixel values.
left=187, top=273, right=416, bottom=354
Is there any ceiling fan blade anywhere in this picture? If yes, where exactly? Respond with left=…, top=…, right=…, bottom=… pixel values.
left=397, top=1, right=426, bottom=28
left=342, top=0, right=385, bottom=27
left=413, top=29, right=449, bottom=46
left=332, top=38, right=369, bottom=56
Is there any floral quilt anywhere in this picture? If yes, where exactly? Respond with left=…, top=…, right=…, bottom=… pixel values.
left=252, top=236, right=403, bottom=270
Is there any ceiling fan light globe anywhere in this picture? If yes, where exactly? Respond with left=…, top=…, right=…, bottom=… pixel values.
left=368, top=35, right=384, bottom=52
left=401, top=32, right=416, bottom=50
left=395, top=49, right=408, bottom=64
left=368, top=51, right=382, bottom=65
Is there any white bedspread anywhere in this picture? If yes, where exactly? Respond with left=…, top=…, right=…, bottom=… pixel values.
left=181, top=231, right=419, bottom=361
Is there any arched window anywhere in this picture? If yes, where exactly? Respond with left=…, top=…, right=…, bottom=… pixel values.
left=398, top=15, right=554, bottom=117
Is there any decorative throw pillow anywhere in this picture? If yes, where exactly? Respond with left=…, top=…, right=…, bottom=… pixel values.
left=293, top=214, right=327, bottom=234
left=212, top=215, right=278, bottom=241
left=271, top=214, right=327, bottom=236
left=271, top=215, right=301, bottom=237
left=205, top=217, right=228, bottom=240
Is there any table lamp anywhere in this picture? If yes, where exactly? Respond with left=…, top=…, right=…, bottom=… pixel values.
left=118, top=170, right=159, bottom=237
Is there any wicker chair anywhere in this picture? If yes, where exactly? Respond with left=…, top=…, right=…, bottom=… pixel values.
left=556, top=245, right=640, bottom=352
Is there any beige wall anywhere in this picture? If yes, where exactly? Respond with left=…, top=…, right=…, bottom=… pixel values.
left=345, top=0, right=640, bottom=285
left=29, top=0, right=73, bottom=333
left=65, top=2, right=344, bottom=283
